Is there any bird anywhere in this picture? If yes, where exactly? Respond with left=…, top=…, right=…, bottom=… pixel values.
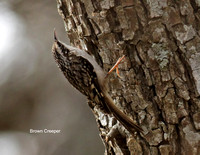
left=52, top=30, right=143, bottom=134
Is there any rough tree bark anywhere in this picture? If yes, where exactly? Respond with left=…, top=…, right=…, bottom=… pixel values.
left=55, top=0, right=200, bottom=154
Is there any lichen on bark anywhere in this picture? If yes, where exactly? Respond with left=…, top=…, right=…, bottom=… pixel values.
left=56, top=0, right=200, bottom=154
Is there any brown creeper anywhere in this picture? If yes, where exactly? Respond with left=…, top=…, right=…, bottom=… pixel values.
left=52, top=31, right=143, bottom=134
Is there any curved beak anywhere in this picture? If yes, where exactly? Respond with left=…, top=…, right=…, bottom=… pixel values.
left=54, top=28, right=58, bottom=41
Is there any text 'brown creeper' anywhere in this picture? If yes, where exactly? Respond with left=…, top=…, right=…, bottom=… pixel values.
left=52, top=30, right=143, bottom=134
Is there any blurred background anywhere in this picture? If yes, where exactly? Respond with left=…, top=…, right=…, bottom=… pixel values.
left=0, top=0, right=104, bottom=154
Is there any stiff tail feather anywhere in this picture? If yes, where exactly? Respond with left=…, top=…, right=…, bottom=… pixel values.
left=103, top=93, right=143, bottom=134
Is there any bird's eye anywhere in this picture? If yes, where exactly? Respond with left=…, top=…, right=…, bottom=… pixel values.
left=61, top=48, right=70, bottom=56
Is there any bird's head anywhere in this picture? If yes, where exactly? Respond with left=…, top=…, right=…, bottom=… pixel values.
left=52, top=29, right=71, bottom=59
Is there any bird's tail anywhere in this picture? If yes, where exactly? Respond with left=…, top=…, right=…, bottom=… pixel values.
left=103, top=92, right=143, bottom=134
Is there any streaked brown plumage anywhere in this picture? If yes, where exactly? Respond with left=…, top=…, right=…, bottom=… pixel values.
left=52, top=31, right=143, bottom=134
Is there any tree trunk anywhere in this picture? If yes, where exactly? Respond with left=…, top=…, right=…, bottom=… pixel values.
left=56, top=0, right=200, bottom=154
